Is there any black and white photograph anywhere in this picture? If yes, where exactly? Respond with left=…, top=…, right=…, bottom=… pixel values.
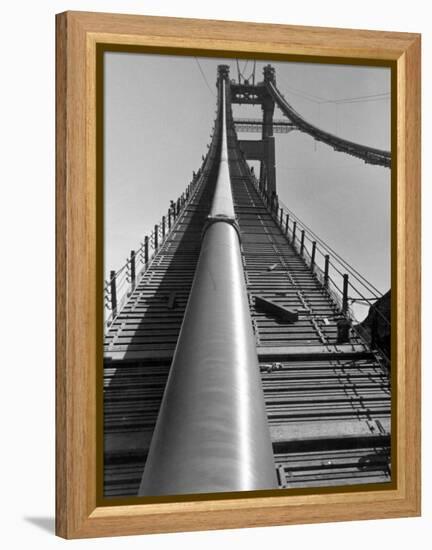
left=103, top=52, right=392, bottom=499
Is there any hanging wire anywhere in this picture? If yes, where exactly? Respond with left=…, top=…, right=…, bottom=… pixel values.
left=236, top=59, right=241, bottom=83
left=194, top=57, right=215, bottom=97
left=323, top=92, right=390, bottom=105
left=275, top=75, right=390, bottom=105
left=241, top=60, right=249, bottom=79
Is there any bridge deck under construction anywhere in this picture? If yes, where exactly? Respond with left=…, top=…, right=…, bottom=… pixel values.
left=103, top=85, right=391, bottom=496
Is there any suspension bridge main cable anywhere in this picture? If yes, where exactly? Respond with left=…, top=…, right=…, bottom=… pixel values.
left=268, top=80, right=391, bottom=167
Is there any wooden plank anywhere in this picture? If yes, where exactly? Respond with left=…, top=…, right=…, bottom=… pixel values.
left=255, top=295, right=299, bottom=322
left=270, top=419, right=390, bottom=443
left=257, top=344, right=369, bottom=358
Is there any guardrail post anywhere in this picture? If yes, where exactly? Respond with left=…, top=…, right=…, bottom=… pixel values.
left=110, top=270, right=117, bottom=317
left=154, top=224, right=158, bottom=250
left=342, top=274, right=349, bottom=313
left=130, top=250, right=136, bottom=289
left=168, top=209, right=172, bottom=230
left=172, top=203, right=176, bottom=221
left=144, top=236, right=149, bottom=264
left=162, top=216, right=166, bottom=239
left=279, top=207, right=283, bottom=226
left=292, top=221, right=297, bottom=245
left=311, top=241, right=316, bottom=271
left=324, top=254, right=330, bottom=287
left=285, top=213, right=289, bottom=235
left=300, top=230, right=305, bottom=255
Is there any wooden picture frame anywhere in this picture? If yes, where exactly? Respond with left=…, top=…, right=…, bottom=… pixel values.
left=56, top=10, right=421, bottom=539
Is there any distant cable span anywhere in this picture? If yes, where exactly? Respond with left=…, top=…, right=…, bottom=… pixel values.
left=194, top=57, right=215, bottom=97
left=276, top=76, right=390, bottom=105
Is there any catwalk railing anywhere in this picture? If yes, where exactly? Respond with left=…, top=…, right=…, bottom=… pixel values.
left=104, top=173, right=200, bottom=327
left=253, top=177, right=390, bottom=362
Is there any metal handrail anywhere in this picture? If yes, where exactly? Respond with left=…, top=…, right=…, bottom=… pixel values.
left=251, top=179, right=390, bottom=331
left=104, top=178, right=200, bottom=328
left=253, top=181, right=391, bottom=364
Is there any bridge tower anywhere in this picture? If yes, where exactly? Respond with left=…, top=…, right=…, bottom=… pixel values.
left=103, top=65, right=391, bottom=497
left=231, top=64, right=277, bottom=198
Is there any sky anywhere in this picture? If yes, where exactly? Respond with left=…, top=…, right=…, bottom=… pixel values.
left=104, top=52, right=391, bottom=320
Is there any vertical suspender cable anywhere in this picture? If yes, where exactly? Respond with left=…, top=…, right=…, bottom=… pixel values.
left=139, top=67, right=277, bottom=496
